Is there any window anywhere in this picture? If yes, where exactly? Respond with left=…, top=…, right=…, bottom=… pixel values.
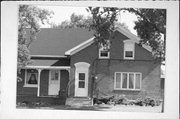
left=50, top=70, right=60, bottom=84
left=99, top=41, right=110, bottom=59
left=124, top=41, right=135, bottom=59
left=114, top=72, right=141, bottom=90
left=78, top=73, right=85, bottom=88
left=24, top=69, right=38, bottom=87
left=50, top=70, right=59, bottom=80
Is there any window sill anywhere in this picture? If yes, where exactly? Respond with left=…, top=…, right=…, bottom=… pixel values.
left=23, top=85, right=38, bottom=88
left=124, top=57, right=134, bottom=60
left=99, top=57, right=110, bottom=59
left=114, top=88, right=141, bottom=91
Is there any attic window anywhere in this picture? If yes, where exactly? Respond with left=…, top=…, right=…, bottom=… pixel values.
left=124, top=41, right=135, bottom=59
left=99, top=41, right=110, bottom=59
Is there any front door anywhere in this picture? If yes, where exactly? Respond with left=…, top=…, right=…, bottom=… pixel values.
left=74, top=62, right=90, bottom=97
left=48, top=70, right=60, bottom=95
left=75, top=72, right=88, bottom=97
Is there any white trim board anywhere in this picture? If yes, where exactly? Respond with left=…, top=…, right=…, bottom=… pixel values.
left=65, top=37, right=95, bottom=56
left=31, top=55, right=67, bottom=58
left=20, top=66, right=70, bottom=69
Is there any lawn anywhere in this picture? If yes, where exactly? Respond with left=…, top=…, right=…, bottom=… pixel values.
left=17, top=103, right=163, bottom=113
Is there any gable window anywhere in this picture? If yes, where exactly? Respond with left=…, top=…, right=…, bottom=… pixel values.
left=124, top=41, right=135, bottom=59
left=99, top=41, right=110, bottom=59
left=114, top=72, right=141, bottom=90
left=24, top=69, right=38, bottom=87
left=99, top=48, right=109, bottom=58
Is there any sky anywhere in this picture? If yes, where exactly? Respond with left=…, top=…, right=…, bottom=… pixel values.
left=38, top=6, right=138, bottom=35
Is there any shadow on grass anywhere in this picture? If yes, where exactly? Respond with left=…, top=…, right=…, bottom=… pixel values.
left=52, top=105, right=111, bottom=111
left=17, top=105, right=112, bottom=111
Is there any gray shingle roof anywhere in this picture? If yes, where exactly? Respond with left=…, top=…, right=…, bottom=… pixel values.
left=29, top=28, right=94, bottom=56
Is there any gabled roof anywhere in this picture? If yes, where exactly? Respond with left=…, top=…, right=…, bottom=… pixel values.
left=115, top=24, right=152, bottom=52
left=65, top=25, right=152, bottom=55
left=29, top=26, right=152, bottom=56
left=29, top=28, right=93, bottom=56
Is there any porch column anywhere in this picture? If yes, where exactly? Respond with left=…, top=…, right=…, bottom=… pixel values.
left=37, top=69, right=42, bottom=97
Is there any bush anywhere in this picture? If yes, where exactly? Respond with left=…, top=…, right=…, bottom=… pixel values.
left=135, top=97, right=161, bottom=107
left=93, top=95, right=115, bottom=104
left=93, top=95, right=162, bottom=107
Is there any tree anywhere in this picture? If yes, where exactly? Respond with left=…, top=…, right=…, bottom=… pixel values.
left=53, top=7, right=122, bottom=48
left=52, top=13, right=93, bottom=29
left=58, top=8, right=166, bottom=61
left=123, top=8, right=166, bottom=61
left=18, top=5, right=54, bottom=67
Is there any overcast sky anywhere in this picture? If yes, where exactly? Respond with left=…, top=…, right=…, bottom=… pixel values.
left=38, top=6, right=138, bottom=35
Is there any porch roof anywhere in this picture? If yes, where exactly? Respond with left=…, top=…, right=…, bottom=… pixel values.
left=29, top=59, right=59, bottom=66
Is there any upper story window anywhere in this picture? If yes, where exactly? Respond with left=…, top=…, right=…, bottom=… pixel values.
left=99, top=40, right=110, bottom=59
left=24, top=69, right=38, bottom=87
left=124, top=40, right=135, bottom=59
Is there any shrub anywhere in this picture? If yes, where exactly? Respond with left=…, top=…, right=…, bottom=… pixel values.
left=135, top=97, right=161, bottom=107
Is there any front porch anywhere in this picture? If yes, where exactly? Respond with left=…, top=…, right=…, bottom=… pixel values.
left=21, top=66, right=70, bottom=97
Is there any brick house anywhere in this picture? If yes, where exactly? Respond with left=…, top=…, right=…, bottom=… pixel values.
left=17, top=26, right=163, bottom=106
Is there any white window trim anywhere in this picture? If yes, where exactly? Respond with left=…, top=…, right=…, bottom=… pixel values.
left=74, top=62, right=90, bottom=97
left=99, top=47, right=110, bottom=59
left=24, top=69, right=38, bottom=88
left=124, top=51, right=135, bottom=60
left=114, top=72, right=142, bottom=91
left=123, top=40, right=135, bottom=60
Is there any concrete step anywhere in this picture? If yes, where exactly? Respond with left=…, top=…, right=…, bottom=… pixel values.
left=65, top=97, right=93, bottom=106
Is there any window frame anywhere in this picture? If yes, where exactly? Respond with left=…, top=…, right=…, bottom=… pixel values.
left=78, top=72, right=86, bottom=88
left=114, top=72, right=142, bottom=91
left=98, top=40, right=110, bottom=59
left=49, top=70, right=60, bottom=84
left=124, top=41, right=135, bottom=60
left=99, top=47, right=110, bottom=59
left=24, top=69, right=38, bottom=87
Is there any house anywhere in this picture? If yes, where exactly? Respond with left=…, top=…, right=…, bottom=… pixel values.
left=17, top=26, right=163, bottom=106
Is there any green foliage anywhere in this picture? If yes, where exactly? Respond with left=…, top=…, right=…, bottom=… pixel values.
left=52, top=13, right=92, bottom=29
left=53, top=7, right=120, bottom=49
left=123, top=8, right=166, bottom=60
left=86, top=7, right=120, bottom=47
left=18, top=5, right=54, bottom=67
left=53, top=7, right=166, bottom=60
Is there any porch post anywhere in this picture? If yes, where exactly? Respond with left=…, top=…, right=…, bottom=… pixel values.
left=37, top=69, right=42, bottom=97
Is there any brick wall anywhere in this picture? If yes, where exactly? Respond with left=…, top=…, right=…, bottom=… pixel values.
left=17, top=69, right=37, bottom=96
left=40, top=70, right=49, bottom=96
left=68, top=30, right=162, bottom=99
left=94, top=60, right=162, bottom=99
left=60, top=70, right=69, bottom=95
